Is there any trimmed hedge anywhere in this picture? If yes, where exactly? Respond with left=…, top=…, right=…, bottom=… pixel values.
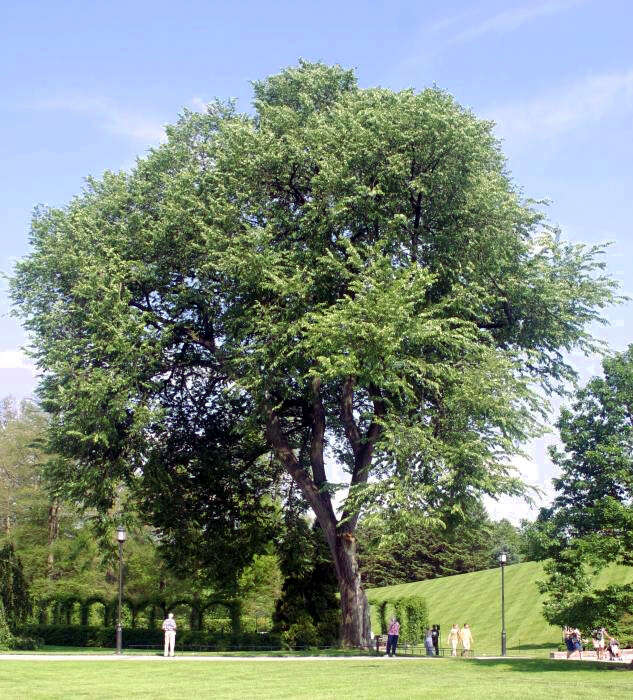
left=376, top=596, right=428, bottom=644
left=20, top=625, right=280, bottom=650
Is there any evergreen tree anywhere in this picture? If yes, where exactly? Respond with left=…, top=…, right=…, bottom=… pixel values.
left=0, top=599, right=15, bottom=649
left=0, top=543, right=31, bottom=630
left=273, top=512, right=340, bottom=645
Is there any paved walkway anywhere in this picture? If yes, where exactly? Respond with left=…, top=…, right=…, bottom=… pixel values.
left=0, top=654, right=434, bottom=662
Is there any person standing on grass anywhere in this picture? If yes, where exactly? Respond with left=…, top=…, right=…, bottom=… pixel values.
left=447, top=624, right=460, bottom=657
left=386, top=617, right=400, bottom=657
left=162, top=612, right=177, bottom=657
left=431, top=625, right=439, bottom=656
left=424, top=628, right=435, bottom=656
left=459, top=623, right=473, bottom=657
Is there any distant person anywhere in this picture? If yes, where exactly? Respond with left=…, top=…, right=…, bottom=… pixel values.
left=386, top=617, right=400, bottom=657
left=459, top=623, right=473, bottom=657
left=431, top=625, right=439, bottom=656
left=565, top=627, right=582, bottom=660
left=607, top=637, right=622, bottom=661
left=592, top=627, right=608, bottom=660
left=424, top=628, right=434, bottom=656
left=564, top=627, right=574, bottom=657
left=162, top=612, right=177, bottom=657
left=447, top=624, right=460, bottom=657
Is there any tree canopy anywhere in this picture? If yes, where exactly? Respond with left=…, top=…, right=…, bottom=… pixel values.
left=11, top=60, right=617, bottom=645
left=537, top=346, right=633, bottom=629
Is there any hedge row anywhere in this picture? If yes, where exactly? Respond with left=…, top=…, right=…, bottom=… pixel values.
left=20, top=625, right=281, bottom=649
left=375, top=596, right=428, bottom=644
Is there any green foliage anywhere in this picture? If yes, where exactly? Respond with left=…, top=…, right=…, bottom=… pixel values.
left=281, top=614, right=320, bottom=650
left=11, top=60, right=618, bottom=644
left=0, top=398, right=49, bottom=536
left=0, top=598, right=15, bottom=649
left=539, top=584, right=633, bottom=634
left=401, top=597, right=428, bottom=645
left=273, top=517, right=341, bottom=646
left=537, top=346, right=633, bottom=627
left=376, top=596, right=427, bottom=644
left=19, top=624, right=278, bottom=649
left=358, top=505, right=526, bottom=587
left=0, top=542, right=32, bottom=629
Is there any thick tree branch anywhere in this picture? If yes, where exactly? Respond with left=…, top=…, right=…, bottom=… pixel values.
left=341, top=376, right=361, bottom=455
left=340, top=389, right=386, bottom=534
left=309, top=378, right=328, bottom=488
left=265, top=405, right=337, bottom=548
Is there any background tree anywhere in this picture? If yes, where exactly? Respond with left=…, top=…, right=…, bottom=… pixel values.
left=272, top=492, right=340, bottom=646
left=538, top=346, right=633, bottom=631
left=0, top=398, right=49, bottom=537
left=0, top=543, right=31, bottom=630
left=357, top=504, right=525, bottom=587
left=11, top=61, right=617, bottom=646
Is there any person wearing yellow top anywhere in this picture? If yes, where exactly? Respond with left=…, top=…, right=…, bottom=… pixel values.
left=459, top=623, right=473, bottom=656
left=447, top=624, right=460, bottom=656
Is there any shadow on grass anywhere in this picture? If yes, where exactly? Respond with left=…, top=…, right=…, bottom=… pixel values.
left=470, top=658, right=631, bottom=674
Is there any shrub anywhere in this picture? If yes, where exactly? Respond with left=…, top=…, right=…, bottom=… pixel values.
left=11, top=636, right=42, bottom=650
left=281, top=615, right=320, bottom=650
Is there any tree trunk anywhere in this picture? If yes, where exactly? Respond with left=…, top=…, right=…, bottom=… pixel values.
left=46, top=501, right=59, bottom=576
left=334, top=532, right=371, bottom=648
left=265, top=391, right=377, bottom=649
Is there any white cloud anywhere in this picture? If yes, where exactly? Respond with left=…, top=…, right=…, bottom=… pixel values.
left=190, top=96, right=208, bottom=112
left=35, top=96, right=167, bottom=144
left=400, top=1, right=587, bottom=74
left=0, top=350, right=35, bottom=371
left=448, top=0, right=586, bottom=44
left=489, top=68, right=633, bottom=146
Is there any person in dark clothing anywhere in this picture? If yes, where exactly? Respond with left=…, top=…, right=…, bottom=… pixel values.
left=431, top=625, right=439, bottom=656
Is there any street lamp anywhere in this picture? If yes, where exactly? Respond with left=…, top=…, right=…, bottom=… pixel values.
left=499, top=551, right=507, bottom=656
left=116, top=526, right=126, bottom=654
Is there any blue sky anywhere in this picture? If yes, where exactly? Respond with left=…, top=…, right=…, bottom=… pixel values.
left=1, top=0, right=631, bottom=520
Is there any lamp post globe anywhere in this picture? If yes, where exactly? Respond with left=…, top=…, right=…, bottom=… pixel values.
left=499, top=551, right=507, bottom=656
left=116, top=526, right=126, bottom=654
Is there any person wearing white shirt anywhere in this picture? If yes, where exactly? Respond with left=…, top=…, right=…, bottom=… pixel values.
left=162, top=613, right=177, bottom=657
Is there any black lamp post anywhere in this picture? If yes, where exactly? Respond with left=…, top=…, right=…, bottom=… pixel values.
left=500, top=551, right=507, bottom=656
left=116, top=526, right=126, bottom=654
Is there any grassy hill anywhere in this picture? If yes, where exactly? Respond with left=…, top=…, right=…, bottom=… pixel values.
left=366, top=560, right=633, bottom=655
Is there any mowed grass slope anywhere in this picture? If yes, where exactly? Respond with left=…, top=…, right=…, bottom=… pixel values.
left=366, top=561, right=633, bottom=654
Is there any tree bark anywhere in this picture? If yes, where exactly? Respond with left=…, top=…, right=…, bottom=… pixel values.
left=46, top=501, right=59, bottom=576
left=334, top=531, right=371, bottom=647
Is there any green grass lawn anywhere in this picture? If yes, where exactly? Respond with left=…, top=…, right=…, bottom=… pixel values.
left=0, top=658, right=632, bottom=699
left=366, top=561, right=633, bottom=655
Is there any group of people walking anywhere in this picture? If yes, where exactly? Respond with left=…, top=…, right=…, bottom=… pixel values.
left=564, top=626, right=623, bottom=661
left=446, top=623, right=473, bottom=657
